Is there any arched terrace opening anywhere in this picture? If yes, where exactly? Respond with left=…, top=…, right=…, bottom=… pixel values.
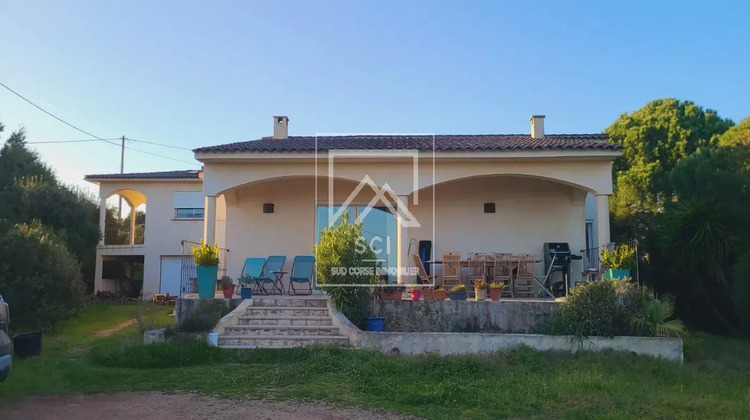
left=101, top=188, right=147, bottom=246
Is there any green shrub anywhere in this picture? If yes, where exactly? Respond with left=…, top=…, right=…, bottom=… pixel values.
left=192, top=240, right=219, bottom=267
left=0, top=221, right=86, bottom=332
left=536, top=280, right=686, bottom=338
left=313, top=211, right=378, bottom=328
left=91, top=337, right=229, bottom=369
left=601, top=244, right=636, bottom=269
left=177, top=300, right=230, bottom=333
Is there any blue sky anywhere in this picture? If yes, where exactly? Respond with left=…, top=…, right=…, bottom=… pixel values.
left=1, top=0, right=748, bottom=194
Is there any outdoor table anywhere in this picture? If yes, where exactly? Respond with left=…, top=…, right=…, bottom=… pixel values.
left=271, top=271, right=288, bottom=294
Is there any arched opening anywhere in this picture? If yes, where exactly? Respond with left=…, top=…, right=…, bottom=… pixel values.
left=104, top=189, right=147, bottom=246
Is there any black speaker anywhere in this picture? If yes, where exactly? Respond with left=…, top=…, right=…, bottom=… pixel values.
left=263, top=203, right=274, bottom=213
left=484, top=203, right=496, bottom=213
left=418, top=240, right=432, bottom=276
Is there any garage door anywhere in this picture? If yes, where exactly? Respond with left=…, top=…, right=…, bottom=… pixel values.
left=160, top=256, right=182, bottom=296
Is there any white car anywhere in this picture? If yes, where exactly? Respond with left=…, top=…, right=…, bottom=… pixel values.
left=0, top=294, right=10, bottom=381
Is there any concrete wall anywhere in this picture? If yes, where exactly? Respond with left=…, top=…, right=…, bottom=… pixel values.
left=174, top=298, right=243, bottom=325
left=94, top=180, right=204, bottom=297
left=378, top=299, right=559, bottom=333
left=328, top=302, right=683, bottom=362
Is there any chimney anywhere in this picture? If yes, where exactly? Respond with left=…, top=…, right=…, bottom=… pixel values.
left=530, top=115, right=545, bottom=139
left=273, top=116, right=289, bottom=139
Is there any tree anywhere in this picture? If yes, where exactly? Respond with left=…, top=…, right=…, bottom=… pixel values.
left=606, top=99, right=734, bottom=240
left=0, top=127, right=100, bottom=291
left=0, top=221, right=86, bottom=332
left=657, top=147, right=750, bottom=334
left=718, top=117, right=750, bottom=147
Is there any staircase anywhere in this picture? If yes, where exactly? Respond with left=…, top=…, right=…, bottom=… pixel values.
left=218, top=295, right=350, bottom=349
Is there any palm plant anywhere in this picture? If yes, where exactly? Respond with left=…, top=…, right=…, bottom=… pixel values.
left=630, top=295, right=686, bottom=337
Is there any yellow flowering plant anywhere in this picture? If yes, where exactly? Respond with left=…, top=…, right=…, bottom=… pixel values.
left=192, top=241, right=220, bottom=267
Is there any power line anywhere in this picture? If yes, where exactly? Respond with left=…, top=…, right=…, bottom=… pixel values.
left=125, top=145, right=200, bottom=167
left=27, top=138, right=120, bottom=144
left=125, top=137, right=193, bottom=151
left=0, top=81, right=119, bottom=147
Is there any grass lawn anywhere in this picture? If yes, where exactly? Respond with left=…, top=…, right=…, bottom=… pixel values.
left=1, top=303, right=749, bottom=419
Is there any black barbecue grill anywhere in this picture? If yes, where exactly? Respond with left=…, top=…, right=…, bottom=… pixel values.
left=543, top=242, right=582, bottom=297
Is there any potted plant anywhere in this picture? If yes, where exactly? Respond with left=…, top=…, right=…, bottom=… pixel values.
left=422, top=287, right=447, bottom=301
left=473, top=279, right=487, bottom=301
left=237, top=275, right=253, bottom=299
left=366, top=288, right=386, bottom=332
left=219, top=275, right=235, bottom=299
left=192, top=241, right=220, bottom=298
left=379, top=286, right=404, bottom=300
left=601, top=244, right=636, bottom=281
left=449, top=284, right=467, bottom=301
left=409, top=285, right=421, bottom=301
left=488, top=282, right=504, bottom=301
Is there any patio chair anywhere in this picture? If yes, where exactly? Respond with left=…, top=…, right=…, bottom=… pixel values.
left=253, top=255, right=286, bottom=295
left=513, top=254, right=536, bottom=298
left=467, top=253, right=487, bottom=287
left=413, top=254, right=438, bottom=285
left=289, top=255, right=315, bottom=295
left=238, top=257, right=266, bottom=294
left=441, top=252, right=462, bottom=288
left=492, top=253, right=514, bottom=298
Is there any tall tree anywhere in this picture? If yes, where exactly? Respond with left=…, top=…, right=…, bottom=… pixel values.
left=605, top=99, right=734, bottom=240
left=718, top=117, right=750, bottom=147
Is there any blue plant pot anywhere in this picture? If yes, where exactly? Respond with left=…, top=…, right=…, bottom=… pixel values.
left=240, top=287, right=253, bottom=299
left=196, top=265, right=218, bottom=298
left=449, top=291, right=467, bottom=301
left=365, top=316, right=386, bottom=332
left=606, top=268, right=631, bottom=280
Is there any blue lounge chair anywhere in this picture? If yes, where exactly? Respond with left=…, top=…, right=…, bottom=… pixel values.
left=253, top=255, right=286, bottom=295
left=289, top=256, right=315, bottom=295
left=238, top=258, right=266, bottom=294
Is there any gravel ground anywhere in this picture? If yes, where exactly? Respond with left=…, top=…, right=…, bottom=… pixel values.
left=0, top=392, right=415, bottom=420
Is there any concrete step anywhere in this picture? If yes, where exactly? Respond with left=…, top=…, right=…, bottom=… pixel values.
left=237, top=315, right=332, bottom=326
left=223, top=325, right=341, bottom=336
left=251, top=297, right=328, bottom=308
left=218, top=334, right=349, bottom=348
left=245, top=306, right=330, bottom=317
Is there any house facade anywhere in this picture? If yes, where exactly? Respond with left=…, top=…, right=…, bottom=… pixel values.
left=87, top=115, right=619, bottom=298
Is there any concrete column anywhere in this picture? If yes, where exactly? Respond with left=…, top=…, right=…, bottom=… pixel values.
left=397, top=194, right=409, bottom=284
left=98, top=197, right=106, bottom=245
left=203, top=195, right=217, bottom=245
left=129, top=206, right=136, bottom=245
left=596, top=194, right=611, bottom=250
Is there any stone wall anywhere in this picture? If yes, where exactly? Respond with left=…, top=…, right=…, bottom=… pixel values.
left=377, top=299, right=559, bottom=333
left=175, top=298, right=243, bottom=325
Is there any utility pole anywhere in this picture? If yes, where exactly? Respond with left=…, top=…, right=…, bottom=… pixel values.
left=119, top=135, right=125, bottom=218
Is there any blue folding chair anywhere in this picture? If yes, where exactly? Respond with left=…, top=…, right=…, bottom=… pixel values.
left=238, top=258, right=266, bottom=294
left=289, top=256, right=315, bottom=295
left=253, top=255, right=286, bottom=295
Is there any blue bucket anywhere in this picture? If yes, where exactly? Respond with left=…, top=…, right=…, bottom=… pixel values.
left=240, top=287, right=253, bottom=299
left=365, top=316, right=385, bottom=332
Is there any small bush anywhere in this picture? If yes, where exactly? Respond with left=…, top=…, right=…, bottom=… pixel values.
left=177, top=300, right=231, bottom=333
left=535, top=280, right=685, bottom=338
left=0, top=221, right=86, bottom=332
left=91, top=337, right=229, bottom=369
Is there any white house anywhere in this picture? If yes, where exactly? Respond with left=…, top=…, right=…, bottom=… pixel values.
left=86, top=115, right=619, bottom=298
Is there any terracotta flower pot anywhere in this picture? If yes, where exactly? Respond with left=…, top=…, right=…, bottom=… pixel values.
left=379, top=290, right=403, bottom=300
left=222, top=284, right=236, bottom=299
left=422, top=289, right=447, bottom=301
left=489, top=288, right=502, bottom=301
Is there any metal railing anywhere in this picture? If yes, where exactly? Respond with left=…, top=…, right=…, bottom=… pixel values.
left=179, top=240, right=230, bottom=298
left=580, top=239, right=640, bottom=285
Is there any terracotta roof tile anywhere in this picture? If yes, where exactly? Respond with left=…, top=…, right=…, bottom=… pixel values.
left=84, top=170, right=201, bottom=180
left=193, top=134, right=618, bottom=153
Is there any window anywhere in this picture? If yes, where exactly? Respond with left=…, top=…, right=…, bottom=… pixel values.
left=174, top=208, right=205, bottom=219
left=585, top=220, right=595, bottom=268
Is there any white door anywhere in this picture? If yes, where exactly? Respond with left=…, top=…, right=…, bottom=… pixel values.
left=160, top=256, right=182, bottom=296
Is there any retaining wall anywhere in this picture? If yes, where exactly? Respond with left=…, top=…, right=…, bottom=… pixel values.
left=175, top=298, right=243, bottom=325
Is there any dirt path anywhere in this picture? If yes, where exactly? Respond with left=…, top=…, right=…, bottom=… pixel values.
left=1, top=392, right=416, bottom=420
left=94, top=319, right=138, bottom=337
